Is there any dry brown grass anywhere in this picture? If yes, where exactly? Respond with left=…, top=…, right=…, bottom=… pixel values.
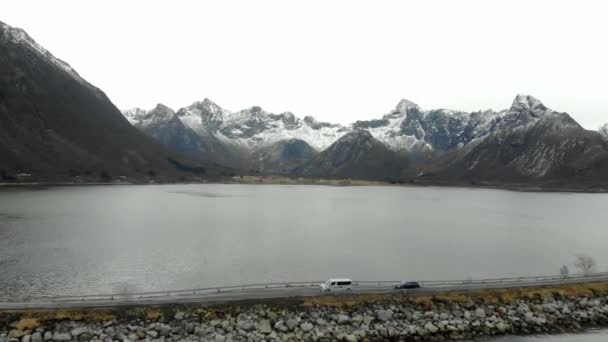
left=304, top=282, right=608, bottom=308
left=144, top=307, right=163, bottom=321
left=16, top=309, right=116, bottom=322
left=15, top=317, right=40, bottom=331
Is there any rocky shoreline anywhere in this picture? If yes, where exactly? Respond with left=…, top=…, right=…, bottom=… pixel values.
left=3, top=285, right=608, bottom=342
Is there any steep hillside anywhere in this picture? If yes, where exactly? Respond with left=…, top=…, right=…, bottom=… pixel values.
left=0, top=21, right=225, bottom=181
left=423, top=96, right=608, bottom=188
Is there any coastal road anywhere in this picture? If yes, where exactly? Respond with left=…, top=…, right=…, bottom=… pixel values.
left=2, top=274, right=608, bottom=310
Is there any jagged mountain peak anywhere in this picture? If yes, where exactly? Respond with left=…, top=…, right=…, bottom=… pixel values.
left=121, top=108, right=147, bottom=125
left=122, top=103, right=176, bottom=126
left=395, top=98, right=421, bottom=113
left=148, top=103, right=175, bottom=117
left=510, top=94, right=549, bottom=117
left=199, top=97, right=221, bottom=108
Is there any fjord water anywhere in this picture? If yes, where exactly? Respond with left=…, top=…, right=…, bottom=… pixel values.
left=492, top=329, right=608, bottom=341
left=1, top=184, right=607, bottom=298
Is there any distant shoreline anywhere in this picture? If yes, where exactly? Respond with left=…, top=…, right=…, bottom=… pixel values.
left=1, top=176, right=606, bottom=194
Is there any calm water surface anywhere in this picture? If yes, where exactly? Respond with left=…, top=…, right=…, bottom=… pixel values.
left=492, top=329, right=608, bottom=341
left=0, top=184, right=607, bottom=297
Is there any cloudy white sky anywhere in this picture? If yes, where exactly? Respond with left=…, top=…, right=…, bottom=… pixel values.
left=2, top=0, right=607, bottom=128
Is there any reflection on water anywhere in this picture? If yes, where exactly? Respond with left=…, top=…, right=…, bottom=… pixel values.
left=0, top=184, right=607, bottom=297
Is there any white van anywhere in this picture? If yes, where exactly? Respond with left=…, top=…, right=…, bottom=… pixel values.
left=320, top=278, right=353, bottom=293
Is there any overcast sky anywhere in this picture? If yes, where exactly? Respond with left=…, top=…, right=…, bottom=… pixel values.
left=3, top=0, right=607, bottom=128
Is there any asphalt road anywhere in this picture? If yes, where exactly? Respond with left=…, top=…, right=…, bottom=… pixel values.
left=2, top=274, right=608, bottom=311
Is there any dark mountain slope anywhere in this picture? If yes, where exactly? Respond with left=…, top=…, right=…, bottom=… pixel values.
left=0, top=21, right=225, bottom=181
left=124, top=104, right=244, bottom=169
left=423, top=96, right=608, bottom=187
left=124, top=104, right=205, bottom=153
left=250, top=139, right=318, bottom=174
left=292, top=130, right=406, bottom=180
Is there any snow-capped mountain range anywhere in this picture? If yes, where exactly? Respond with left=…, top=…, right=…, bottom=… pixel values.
left=123, top=94, right=582, bottom=155
left=123, top=95, right=608, bottom=185
left=3, top=18, right=607, bottom=187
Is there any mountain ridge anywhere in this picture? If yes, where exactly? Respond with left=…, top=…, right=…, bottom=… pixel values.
left=122, top=95, right=608, bottom=187
left=0, top=20, right=229, bottom=181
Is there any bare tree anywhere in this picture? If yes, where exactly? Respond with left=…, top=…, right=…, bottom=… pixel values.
left=574, top=255, right=597, bottom=275
left=560, top=264, right=569, bottom=278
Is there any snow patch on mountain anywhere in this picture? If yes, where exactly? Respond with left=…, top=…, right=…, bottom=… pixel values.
left=122, top=104, right=176, bottom=126
left=122, top=108, right=147, bottom=125
left=175, top=99, right=349, bottom=151
left=122, top=94, right=569, bottom=158
left=599, top=123, right=608, bottom=141
left=356, top=99, right=503, bottom=152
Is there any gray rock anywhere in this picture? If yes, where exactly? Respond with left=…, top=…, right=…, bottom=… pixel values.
left=30, top=333, right=42, bottom=342
left=362, top=315, right=374, bottom=326
left=424, top=322, right=439, bottom=334
left=286, top=318, right=299, bottom=331
left=21, top=335, right=30, bottom=342
left=475, top=308, right=486, bottom=318
left=267, top=311, right=278, bottom=320
left=237, top=321, right=254, bottom=332
left=52, top=333, right=71, bottom=341
left=274, top=320, right=288, bottom=333
left=300, top=323, right=313, bottom=332
left=337, top=315, right=351, bottom=325
left=416, top=326, right=428, bottom=336
left=517, top=304, right=531, bottom=314
left=43, top=332, right=52, bottom=341
left=78, top=333, right=91, bottom=341
left=70, top=328, right=88, bottom=337
left=344, top=334, right=358, bottom=342
left=376, top=310, right=393, bottom=322
left=174, top=311, right=185, bottom=320
left=257, top=320, right=272, bottom=334
left=103, top=326, right=115, bottom=336
left=146, top=330, right=158, bottom=338
left=214, top=334, right=226, bottom=342
left=496, top=322, right=509, bottom=333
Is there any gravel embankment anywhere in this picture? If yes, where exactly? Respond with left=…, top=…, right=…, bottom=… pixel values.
left=2, top=290, right=608, bottom=341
